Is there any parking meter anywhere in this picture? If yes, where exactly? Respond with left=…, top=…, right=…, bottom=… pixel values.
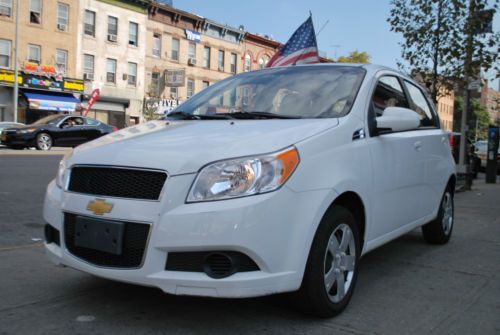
left=485, top=127, right=499, bottom=183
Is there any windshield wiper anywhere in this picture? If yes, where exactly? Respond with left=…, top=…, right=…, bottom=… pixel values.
left=220, top=111, right=301, bottom=119
left=166, top=111, right=234, bottom=120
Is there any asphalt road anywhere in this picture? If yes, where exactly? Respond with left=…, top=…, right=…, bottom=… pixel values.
left=0, top=154, right=499, bottom=335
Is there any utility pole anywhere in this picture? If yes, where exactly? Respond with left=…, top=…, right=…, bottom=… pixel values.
left=13, top=0, right=20, bottom=123
left=458, top=0, right=475, bottom=190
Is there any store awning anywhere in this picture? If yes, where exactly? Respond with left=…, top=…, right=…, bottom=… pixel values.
left=23, top=92, right=80, bottom=112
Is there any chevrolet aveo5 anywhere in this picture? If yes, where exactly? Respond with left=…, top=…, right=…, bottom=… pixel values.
left=44, top=64, right=456, bottom=317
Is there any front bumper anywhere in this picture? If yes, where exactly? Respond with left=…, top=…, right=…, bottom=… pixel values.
left=1, top=132, right=36, bottom=147
left=43, top=175, right=332, bottom=298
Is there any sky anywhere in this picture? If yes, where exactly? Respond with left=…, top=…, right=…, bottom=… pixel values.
left=174, top=0, right=500, bottom=89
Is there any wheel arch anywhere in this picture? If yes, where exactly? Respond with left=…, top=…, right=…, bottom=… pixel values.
left=329, top=191, right=366, bottom=253
left=447, top=174, right=456, bottom=195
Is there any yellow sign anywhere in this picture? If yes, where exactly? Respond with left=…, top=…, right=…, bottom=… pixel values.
left=64, top=79, right=84, bottom=92
left=86, top=199, right=114, bottom=216
left=0, top=69, right=23, bottom=85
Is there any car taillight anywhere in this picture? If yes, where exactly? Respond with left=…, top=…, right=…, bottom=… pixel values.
left=449, top=135, right=455, bottom=149
left=112, top=126, right=119, bottom=132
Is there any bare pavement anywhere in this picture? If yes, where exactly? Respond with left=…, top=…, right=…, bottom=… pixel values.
left=0, top=154, right=499, bottom=335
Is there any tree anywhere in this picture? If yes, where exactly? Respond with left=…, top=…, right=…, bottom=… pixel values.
left=453, top=96, right=491, bottom=140
left=337, top=51, right=371, bottom=64
left=388, top=0, right=500, bottom=104
left=142, top=97, right=160, bottom=122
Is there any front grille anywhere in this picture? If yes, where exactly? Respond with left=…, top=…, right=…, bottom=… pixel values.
left=68, top=166, right=167, bottom=200
left=64, top=213, right=150, bottom=268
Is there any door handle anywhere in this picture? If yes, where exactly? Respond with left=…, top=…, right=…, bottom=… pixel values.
left=414, top=141, right=422, bottom=151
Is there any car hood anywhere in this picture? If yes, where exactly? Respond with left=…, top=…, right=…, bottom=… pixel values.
left=71, top=119, right=339, bottom=175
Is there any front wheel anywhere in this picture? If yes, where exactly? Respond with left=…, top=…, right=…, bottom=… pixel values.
left=422, top=187, right=454, bottom=244
left=36, top=133, right=52, bottom=151
left=294, top=205, right=360, bottom=318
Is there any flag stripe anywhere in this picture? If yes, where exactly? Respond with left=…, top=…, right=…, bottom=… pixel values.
left=266, top=16, right=319, bottom=68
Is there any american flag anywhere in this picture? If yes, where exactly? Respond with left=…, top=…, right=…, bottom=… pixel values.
left=266, top=16, right=319, bottom=67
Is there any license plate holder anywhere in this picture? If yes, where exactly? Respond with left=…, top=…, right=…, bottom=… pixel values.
left=74, top=216, right=124, bottom=255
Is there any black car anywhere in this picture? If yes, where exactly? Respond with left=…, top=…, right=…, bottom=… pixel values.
left=0, top=115, right=117, bottom=150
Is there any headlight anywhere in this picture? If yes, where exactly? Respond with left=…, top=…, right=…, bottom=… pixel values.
left=18, top=128, right=36, bottom=134
left=56, top=152, right=72, bottom=189
left=187, top=147, right=300, bottom=202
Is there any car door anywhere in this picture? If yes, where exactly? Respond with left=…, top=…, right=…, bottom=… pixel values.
left=82, top=117, right=103, bottom=142
left=365, top=75, right=426, bottom=241
left=58, top=116, right=86, bottom=146
left=403, top=80, right=449, bottom=217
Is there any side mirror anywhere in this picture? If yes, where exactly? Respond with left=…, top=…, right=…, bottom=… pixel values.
left=376, top=107, right=420, bottom=133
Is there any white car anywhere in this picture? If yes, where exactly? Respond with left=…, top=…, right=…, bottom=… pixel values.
left=44, top=64, right=455, bottom=317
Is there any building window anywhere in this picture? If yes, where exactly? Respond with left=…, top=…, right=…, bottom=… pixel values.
left=171, top=38, right=179, bottom=61
left=202, top=81, right=209, bottom=89
left=83, top=54, right=94, bottom=80
left=55, top=49, right=67, bottom=73
left=129, top=22, right=138, bottom=46
left=108, top=16, right=118, bottom=37
left=188, top=42, right=196, bottom=60
left=244, top=54, right=251, bottom=72
left=84, top=10, right=95, bottom=36
left=187, top=79, right=194, bottom=98
left=28, top=44, right=41, bottom=64
left=128, top=62, right=137, bottom=86
left=218, top=50, right=224, bottom=71
left=230, top=53, right=237, bottom=74
left=258, top=56, right=269, bottom=69
left=106, top=58, right=116, bottom=83
left=152, top=33, right=161, bottom=57
left=57, top=3, right=69, bottom=31
left=203, top=46, right=210, bottom=68
left=170, top=87, right=177, bottom=99
left=0, top=39, right=11, bottom=68
left=151, top=72, right=160, bottom=97
left=29, top=0, right=42, bottom=24
left=0, top=0, right=13, bottom=17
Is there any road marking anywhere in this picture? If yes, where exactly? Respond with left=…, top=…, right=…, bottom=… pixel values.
left=0, top=242, right=43, bottom=252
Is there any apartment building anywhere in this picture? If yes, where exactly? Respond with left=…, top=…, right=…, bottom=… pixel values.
left=75, top=0, right=149, bottom=127
left=145, top=2, right=249, bottom=115
left=0, top=0, right=83, bottom=122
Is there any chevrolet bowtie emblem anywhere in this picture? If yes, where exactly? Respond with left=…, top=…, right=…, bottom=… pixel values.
left=86, top=199, right=114, bottom=216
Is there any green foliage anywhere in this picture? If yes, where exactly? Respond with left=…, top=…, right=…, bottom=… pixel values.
left=388, top=0, right=500, bottom=104
left=142, top=98, right=160, bottom=122
left=337, top=51, right=371, bottom=64
left=453, top=96, right=491, bottom=140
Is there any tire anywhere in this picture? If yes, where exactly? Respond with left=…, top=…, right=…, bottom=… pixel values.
left=36, top=132, right=52, bottom=151
left=422, top=186, right=454, bottom=244
left=293, top=205, right=361, bottom=318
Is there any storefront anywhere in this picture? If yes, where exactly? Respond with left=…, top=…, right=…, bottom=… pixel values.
left=0, top=66, right=83, bottom=123
left=80, top=96, right=130, bottom=128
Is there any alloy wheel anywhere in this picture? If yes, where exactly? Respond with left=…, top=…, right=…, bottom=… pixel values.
left=324, top=223, right=356, bottom=303
left=38, top=134, right=52, bottom=150
left=441, top=192, right=453, bottom=235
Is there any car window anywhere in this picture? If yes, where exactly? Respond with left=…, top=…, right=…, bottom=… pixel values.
left=371, top=76, right=409, bottom=117
left=404, top=81, right=437, bottom=127
left=171, top=66, right=366, bottom=119
left=85, top=118, right=99, bottom=126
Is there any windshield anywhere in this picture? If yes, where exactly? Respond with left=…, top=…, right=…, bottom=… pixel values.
left=32, top=114, right=66, bottom=125
left=171, top=66, right=366, bottom=119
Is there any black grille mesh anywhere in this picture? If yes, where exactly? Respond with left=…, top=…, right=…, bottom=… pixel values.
left=68, top=166, right=167, bottom=200
left=64, top=214, right=150, bottom=268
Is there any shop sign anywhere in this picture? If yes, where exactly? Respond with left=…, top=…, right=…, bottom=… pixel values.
left=147, top=98, right=183, bottom=115
left=185, top=29, right=201, bottom=42
left=23, top=62, right=64, bottom=79
left=28, top=99, right=76, bottom=112
left=165, top=69, right=185, bottom=87
left=0, top=69, right=22, bottom=86
left=63, top=79, right=84, bottom=92
left=23, top=76, right=64, bottom=91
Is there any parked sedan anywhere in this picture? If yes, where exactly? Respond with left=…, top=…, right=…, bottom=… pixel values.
left=1, top=115, right=117, bottom=150
left=44, top=64, right=455, bottom=317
